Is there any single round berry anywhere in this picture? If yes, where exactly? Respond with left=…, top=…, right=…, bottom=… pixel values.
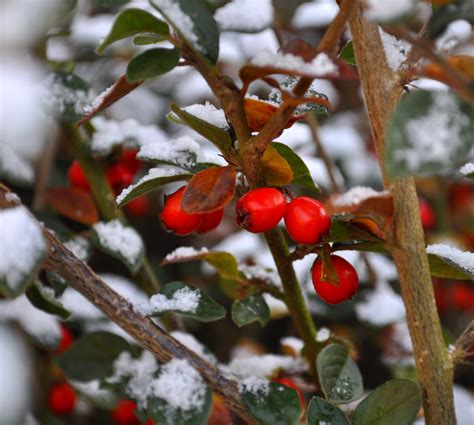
left=111, top=399, right=140, bottom=425
left=311, top=255, right=359, bottom=304
left=197, top=209, right=224, bottom=234
left=119, top=149, right=141, bottom=175
left=67, top=160, right=90, bottom=191
left=125, top=196, right=150, bottom=217
left=419, top=199, right=436, bottom=231
left=160, top=186, right=204, bottom=235
left=107, top=163, right=134, bottom=192
left=48, top=382, right=77, bottom=416
left=272, top=377, right=304, bottom=406
left=284, top=197, right=331, bottom=245
left=236, top=188, right=287, bottom=233
left=53, top=325, right=74, bottom=356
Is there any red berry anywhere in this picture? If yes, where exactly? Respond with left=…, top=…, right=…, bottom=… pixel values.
left=419, top=199, right=436, bottom=230
left=54, top=325, right=74, bottom=355
left=236, top=188, right=287, bottom=233
left=311, top=255, right=359, bottom=304
left=111, top=400, right=140, bottom=425
left=126, top=196, right=151, bottom=217
left=284, top=197, right=331, bottom=245
left=160, top=186, right=204, bottom=235
left=207, top=394, right=232, bottom=425
left=107, top=163, right=134, bottom=191
left=119, top=149, right=141, bottom=175
left=197, top=209, right=224, bottom=234
left=48, top=382, right=77, bottom=416
left=453, top=283, right=474, bottom=310
left=67, top=160, right=90, bottom=191
left=272, top=377, right=304, bottom=406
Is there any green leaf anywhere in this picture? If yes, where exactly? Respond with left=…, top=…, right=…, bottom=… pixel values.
left=26, top=282, right=71, bottom=320
left=428, top=1, right=474, bottom=39
left=339, top=41, right=356, bottom=66
left=150, top=0, right=219, bottom=64
left=307, top=397, right=350, bottom=425
left=316, top=343, right=364, bottom=404
left=352, top=379, right=422, bottom=425
left=56, top=331, right=131, bottom=382
left=91, top=220, right=145, bottom=273
left=126, top=48, right=181, bottom=82
left=271, top=142, right=320, bottom=192
left=168, top=103, right=232, bottom=156
left=93, top=0, right=130, bottom=7
left=386, top=90, right=474, bottom=178
left=145, top=282, right=226, bottom=322
left=428, top=253, right=474, bottom=281
left=116, top=171, right=193, bottom=208
left=242, top=382, right=302, bottom=425
left=96, top=8, right=169, bottom=54
left=146, top=385, right=212, bottom=425
left=232, top=294, right=270, bottom=327
left=133, top=34, right=167, bottom=45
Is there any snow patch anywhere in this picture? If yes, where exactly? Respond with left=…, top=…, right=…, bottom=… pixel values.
left=164, top=247, right=209, bottom=262
left=460, top=163, right=474, bottom=176
left=364, top=0, right=415, bottom=23
left=215, top=0, right=273, bottom=33
left=292, top=1, right=339, bottom=29
left=332, top=186, right=389, bottom=207
left=427, top=244, right=474, bottom=275
left=139, top=287, right=201, bottom=315
left=182, top=102, right=229, bottom=129
left=227, top=354, right=307, bottom=379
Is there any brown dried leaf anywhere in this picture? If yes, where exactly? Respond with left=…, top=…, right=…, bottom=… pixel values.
left=326, top=189, right=394, bottom=218
left=182, top=166, right=237, bottom=213
left=244, top=98, right=303, bottom=133
left=416, top=55, right=474, bottom=87
left=45, top=187, right=99, bottom=225
left=261, top=145, right=293, bottom=186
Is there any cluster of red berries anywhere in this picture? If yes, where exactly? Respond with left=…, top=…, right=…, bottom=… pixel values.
left=67, top=150, right=150, bottom=216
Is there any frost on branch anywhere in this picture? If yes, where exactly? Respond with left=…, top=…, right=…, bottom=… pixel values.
left=0, top=206, right=47, bottom=297
left=215, top=0, right=273, bottom=33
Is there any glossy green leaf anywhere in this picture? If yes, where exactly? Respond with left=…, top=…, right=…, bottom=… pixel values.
left=168, top=103, right=232, bottom=156
left=116, top=172, right=193, bottom=207
left=126, top=48, right=180, bottom=82
left=56, top=331, right=131, bottom=382
left=386, top=90, right=474, bottom=178
left=150, top=0, right=219, bottom=63
left=145, top=282, right=226, bottom=322
left=96, top=8, right=169, bottom=54
left=242, top=382, right=302, bottom=425
left=352, top=379, right=422, bottom=425
left=428, top=1, right=474, bottom=39
left=26, top=282, right=71, bottom=320
left=339, top=41, right=356, bottom=66
left=133, top=34, right=167, bottom=45
left=307, top=397, right=350, bottom=425
left=232, top=294, right=270, bottom=327
left=316, top=343, right=364, bottom=404
left=271, top=142, right=320, bottom=192
left=428, top=253, right=474, bottom=281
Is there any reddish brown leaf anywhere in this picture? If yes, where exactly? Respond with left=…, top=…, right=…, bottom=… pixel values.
left=418, top=55, right=474, bottom=86
left=182, top=166, right=237, bottom=214
left=76, top=75, right=143, bottom=126
left=45, top=187, right=99, bottom=225
left=326, top=189, right=394, bottom=218
left=244, top=98, right=303, bottom=133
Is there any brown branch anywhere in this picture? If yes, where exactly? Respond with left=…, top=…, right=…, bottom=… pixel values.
left=0, top=184, right=256, bottom=425
left=348, top=5, right=456, bottom=424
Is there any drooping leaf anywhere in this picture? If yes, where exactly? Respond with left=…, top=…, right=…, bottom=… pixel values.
left=316, top=343, right=364, bottom=404
left=261, top=145, right=293, bottom=186
left=307, top=397, right=350, bottom=425
left=242, top=382, right=302, bottom=425
left=182, top=166, right=237, bottom=213
left=26, top=282, right=71, bottom=320
left=96, top=8, right=169, bottom=54
left=150, top=0, right=219, bottom=63
left=232, top=294, right=270, bottom=327
left=352, top=379, right=422, bottom=425
left=168, top=103, right=232, bottom=156
left=339, top=41, right=356, bottom=66
left=385, top=90, right=474, bottom=178
left=428, top=1, right=474, bottom=39
left=56, top=331, right=131, bottom=381
left=126, top=48, right=181, bottom=82
left=45, top=187, right=99, bottom=226
left=271, top=142, right=320, bottom=191
left=143, top=281, right=226, bottom=322
left=427, top=244, right=474, bottom=280
left=116, top=170, right=193, bottom=208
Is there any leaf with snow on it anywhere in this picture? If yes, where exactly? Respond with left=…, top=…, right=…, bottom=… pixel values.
left=427, top=244, right=474, bottom=280
left=92, top=220, right=145, bottom=273
left=364, top=0, right=416, bottom=24
left=232, top=294, right=270, bottom=328
left=26, top=282, right=71, bottom=320
left=0, top=145, right=35, bottom=187
left=0, top=207, right=47, bottom=298
left=386, top=90, right=474, bottom=178
left=215, top=0, right=273, bottom=33
left=459, top=163, right=474, bottom=179
left=138, top=281, right=226, bottom=322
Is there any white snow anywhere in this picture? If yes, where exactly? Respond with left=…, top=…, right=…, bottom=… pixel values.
left=5, top=192, right=20, bottom=203
left=280, top=336, right=304, bottom=354
left=460, top=163, right=474, bottom=176
left=251, top=50, right=339, bottom=76
left=426, top=244, right=474, bottom=275
left=182, top=102, right=229, bottom=129
left=170, top=331, right=216, bottom=364
left=332, top=186, right=389, bottom=207
left=64, top=236, right=90, bottom=262
left=292, top=1, right=339, bottom=29
left=355, top=280, right=406, bottom=326
left=215, top=0, right=273, bottom=33
left=316, top=327, right=331, bottom=342
left=90, top=117, right=168, bottom=155
left=84, top=83, right=115, bottom=115
left=0, top=144, right=35, bottom=185
left=263, top=293, right=289, bottom=318
left=436, top=20, right=473, bottom=54
left=164, top=247, right=210, bottom=262
left=71, top=14, right=115, bottom=45
left=227, top=354, right=307, bottom=379
left=395, top=91, right=470, bottom=173
left=364, top=0, right=415, bottom=23
left=379, top=28, right=410, bottom=71
left=71, top=379, right=115, bottom=406
left=239, top=264, right=282, bottom=287
left=139, top=287, right=201, bottom=315
left=93, top=220, right=144, bottom=267
left=0, top=207, right=46, bottom=293
left=238, top=377, right=270, bottom=396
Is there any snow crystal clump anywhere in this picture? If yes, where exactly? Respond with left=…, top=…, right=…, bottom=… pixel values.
left=139, top=287, right=201, bottom=315
left=239, top=377, right=270, bottom=397
left=215, top=0, right=273, bottom=33
left=164, top=247, right=209, bottom=262
left=228, top=354, right=307, bottom=379
left=332, top=186, right=388, bottom=207
left=427, top=244, right=474, bottom=274
left=64, top=236, right=90, bottom=262
left=379, top=28, right=410, bottom=70
left=182, top=102, right=229, bottom=129
left=316, top=327, right=331, bottom=342
left=364, top=0, right=414, bottom=22
left=0, top=207, right=46, bottom=292
left=460, top=163, right=474, bottom=176
left=170, top=331, right=216, bottom=364
left=239, top=264, right=282, bottom=287
left=280, top=336, right=304, bottom=354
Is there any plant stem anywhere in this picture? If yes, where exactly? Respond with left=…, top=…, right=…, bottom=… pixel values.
left=348, top=6, right=455, bottom=424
